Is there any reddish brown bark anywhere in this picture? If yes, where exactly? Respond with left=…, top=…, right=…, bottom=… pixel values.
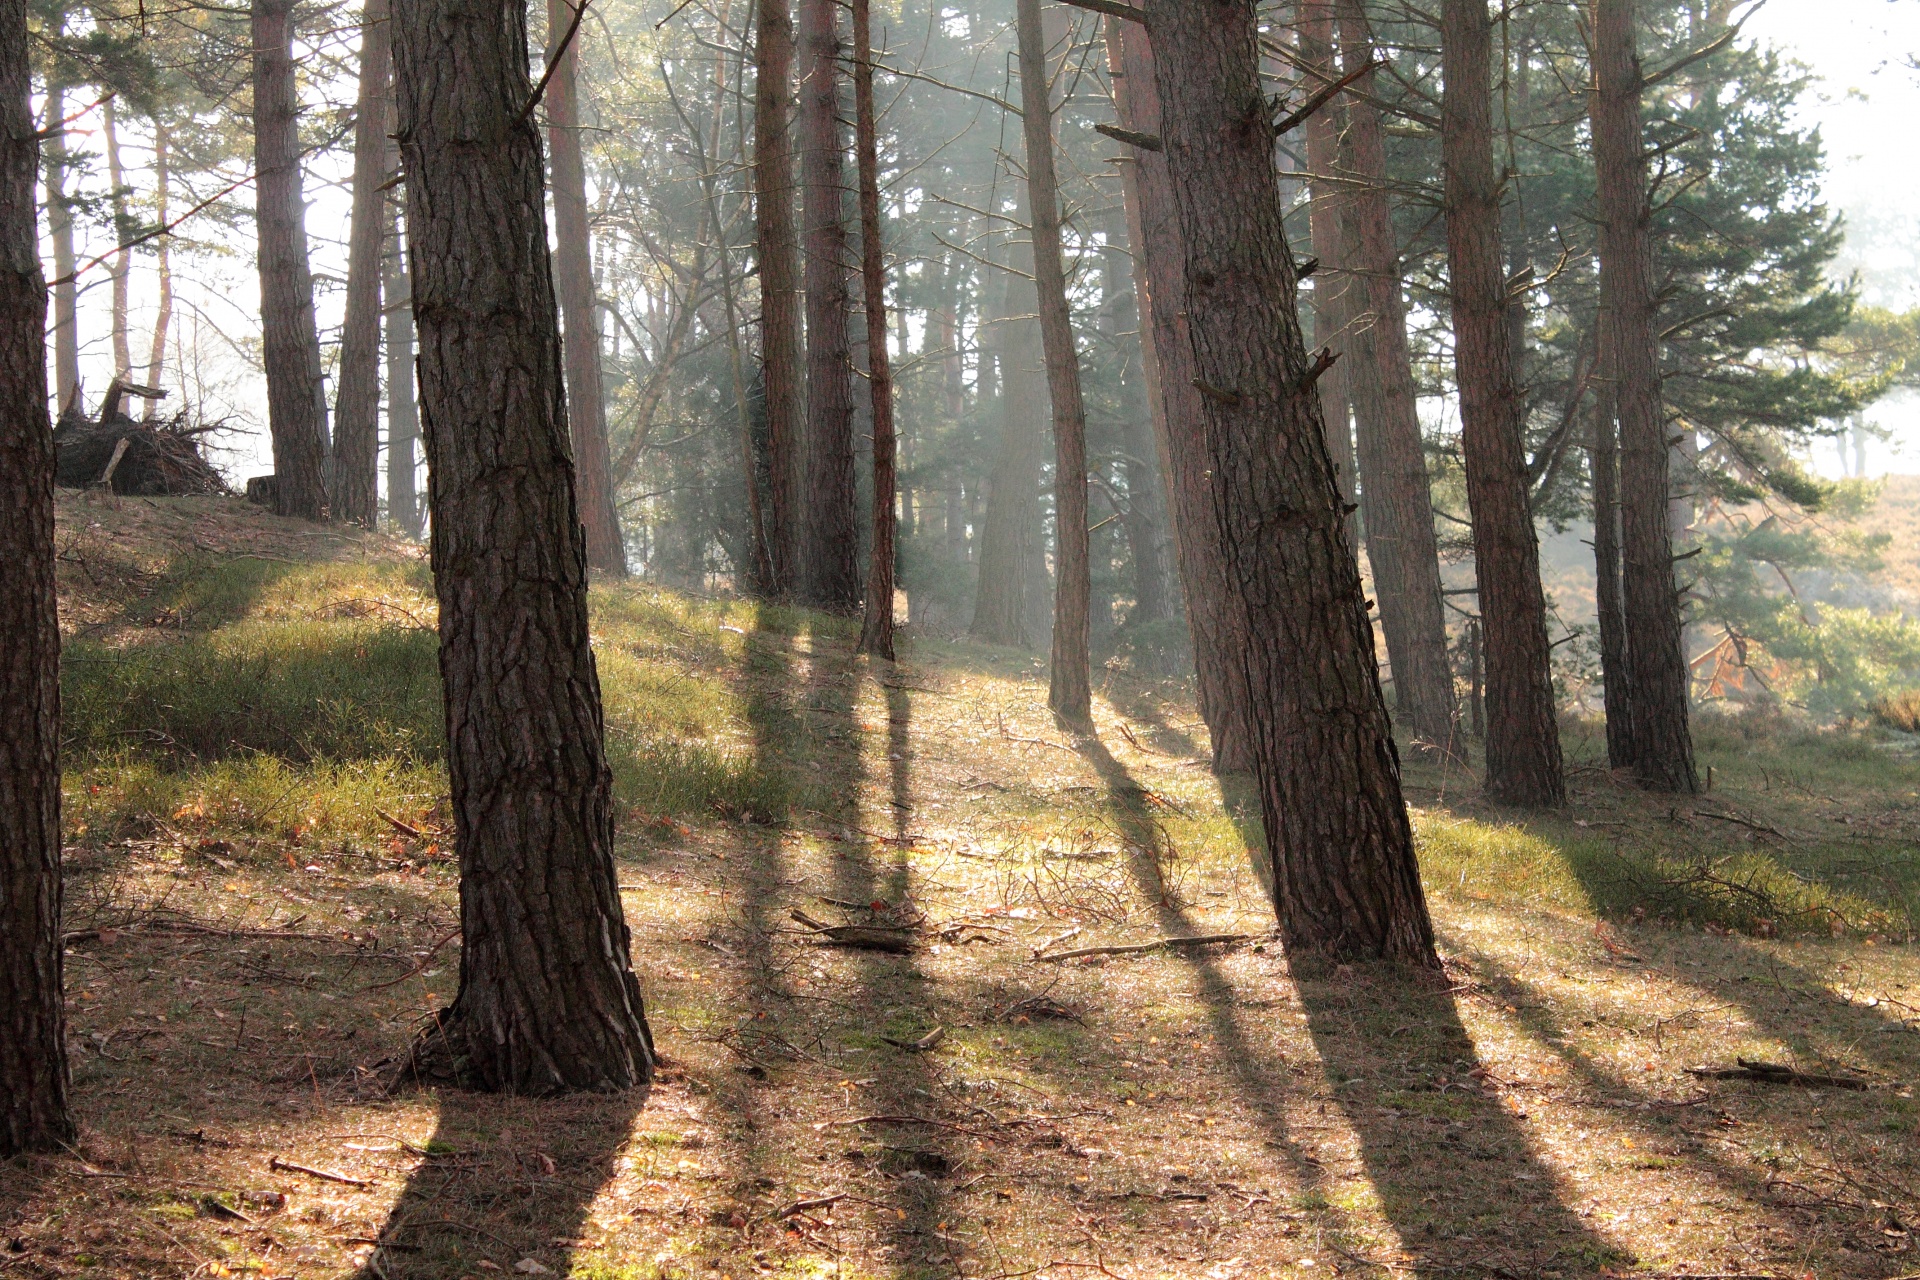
left=392, top=0, right=653, bottom=1090
left=1143, top=0, right=1438, bottom=965
left=252, top=0, right=331, bottom=520
left=1439, top=0, right=1565, bottom=806
left=333, top=0, right=392, bottom=527
left=852, top=0, right=895, bottom=659
left=1015, top=0, right=1091, bottom=727
left=1590, top=381, right=1633, bottom=767
left=798, top=0, right=858, bottom=610
left=1334, top=0, right=1456, bottom=754
left=1299, top=0, right=1357, bottom=525
left=547, top=0, right=626, bottom=574
left=755, top=0, right=803, bottom=595
left=0, top=0, right=72, bottom=1151
left=1107, top=17, right=1253, bottom=772
left=1593, top=0, right=1696, bottom=791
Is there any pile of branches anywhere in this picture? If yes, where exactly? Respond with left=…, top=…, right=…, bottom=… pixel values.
left=54, top=379, right=227, bottom=496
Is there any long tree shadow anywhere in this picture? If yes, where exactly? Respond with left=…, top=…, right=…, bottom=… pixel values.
left=1091, top=740, right=1634, bottom=1276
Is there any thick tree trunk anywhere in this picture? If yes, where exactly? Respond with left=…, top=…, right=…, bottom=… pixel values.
left=0, top=0, right=72, bottom=1153
left=1438, top=0, right=1564, bottom=806
left=1107, top=17, right=1253, bottom=772
left=969, top=257, right=1047, bottom=649
left=547, top=0, right=626, bottom=575
left=1014, top=0, right=1090, bottom=726
left=332, top=0, right=392, bottom=527
left=42, top=79, right=78, bottom=409
left=391, top=0, right=654, bottom=1091
left=755, top=0, right=803, bottom=596
left=1590, top=381, right=1633, bottom=767
left=384, top=180, right=422, bottom=537
left=252, top=0, right=331, bottom=520
left=797, top=0, right=858, bottom=611
left=143, top=118, right=173, bottom=420
left=1143, top=0, right=1438, bottom=966
left=852, top=0, right=895, bottom=659
left=1593, top=0, right=1696, bottom=792
left=1299, top=0, right=1357, bottom=528
left=1335, top=0, right=1456, bottom=755
left=103, top=95, right=131, bottom=376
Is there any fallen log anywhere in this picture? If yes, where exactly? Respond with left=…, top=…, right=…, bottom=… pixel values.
left=1685, top=1058, right=1868, bottom=1090
left=789, top=909, right=919, bottom=954
left=1035, top=933, right=1263, bottom=963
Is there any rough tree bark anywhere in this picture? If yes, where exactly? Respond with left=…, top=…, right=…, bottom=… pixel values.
left=1143, top=0, right=1438, bottom=965
left=547, top=0, right=626, bottom=575
left=42, top=77, right=78, bottom=409
left=1590, top=380, right=1633, bottom=768
left=384, top=178, right=421, bottom=537
left=143, top=117, right=174, bottom=419
left=252, top=0, right=332, bottom=520
left=332, top=0, right=392, bottom=527
left=1334, top=0, right=1456, bottom=755
left=0, top=0, right=72, bottom=1152
left=1439, top=0, right=1564, bottom=806
left=1593, top=0, right=1696, bottom=791
left=797, top=0, right=858, bottom=610
left=1015, top=0, right=1090, bottom=727
left=852, top=0, right=895, bottom=659
left=1107, top=16, right=1253, bottom=772
left=755, top=0, right=803, bottom=596
left=391, top=0, right=654, bottom=1091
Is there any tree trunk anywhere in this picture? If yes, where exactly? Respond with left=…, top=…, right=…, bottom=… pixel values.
left=1107, top=16, right=1253, bottom=772
left=42, top=78, right=78, bottom=410
left=755, top=0, right=803, bottom=597
left=1438, top=0, right=1564, bottom=807
left=1593, top=0, right=1696, bottom=792
left=1143, top=0, right=1438, bottom=966
left=798, top=0, right=858, bottom=611
left=969, top=255, right=1047, bottom=649
left=547, top=0, right=626, bottom=575
left=0, top=0, right=72, bottom=1152
left=1335, top=0, right=1457, bottom=755
left=1014, top=0, right=1090, bottom=726
left=103, top=95, right=132, bottom=376
left=333, top=0, right=392, bottom=527
left=391, top=0, right=654, bottom=1091
left=1102, top=212, right=1176, bottom=633
left=1590, top=380, right=1633, bottom=767
left=384, top=177, right=422, bottom=537
left=852, top=0, right=894, bottom=659
left=1299, top=0, right=1357, bottom=530
left=143, top=117, right=173, bottom=421
left=252, top=0, right=332, bottom=520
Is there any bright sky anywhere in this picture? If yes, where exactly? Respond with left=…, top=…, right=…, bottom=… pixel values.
left=1743, top=0, right=1920, bottom=476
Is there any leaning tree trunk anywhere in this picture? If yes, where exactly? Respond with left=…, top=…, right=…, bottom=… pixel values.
left=103, top=95, right=132, bottom=376
left=1593, top=0, right=1696, bottom=792
left=1107, top=16, right=1254, bottom=772
left=1335, top=0, right=1457, bottom=755
left=547, top=0, right=626, bottom=575
left=332, top=0, right=392, bottom=527
left=755, top=0, right=804, bottom=597
left=0, top=0, right=72, bottom=1153
left=143, top=117, right=174, bottom=420
left=1299, top=0, right=1357, bottom=527
left=42, top=78, right=78, bottom=410
left=252, top=0, right=332, bottom=520
left=1438, top=0, right=1564, bottom=807
left=1144, top=0, right=1438, bottom=966
left=384, top=175, right=422, bottom=537
left=1015, top=0, right=1090, bottom=727
left=797, top=0, right=859, bottom=611
left=852, top=0, right=895, bottom=659
left=391, top=0, right=654, bottom=1092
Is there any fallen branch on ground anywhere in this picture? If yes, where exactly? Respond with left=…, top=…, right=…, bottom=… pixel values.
left=269, top=1156, right=373, bottom=1187
left=790, top=909, right=919, bottom=954
left=1035, top=934, right=1263, bottom=963
left=1685, top=1058, right=1868, bottom=1090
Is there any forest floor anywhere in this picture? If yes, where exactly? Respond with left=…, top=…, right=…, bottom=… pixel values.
left=9, top=491, right=1920, bottom=1280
